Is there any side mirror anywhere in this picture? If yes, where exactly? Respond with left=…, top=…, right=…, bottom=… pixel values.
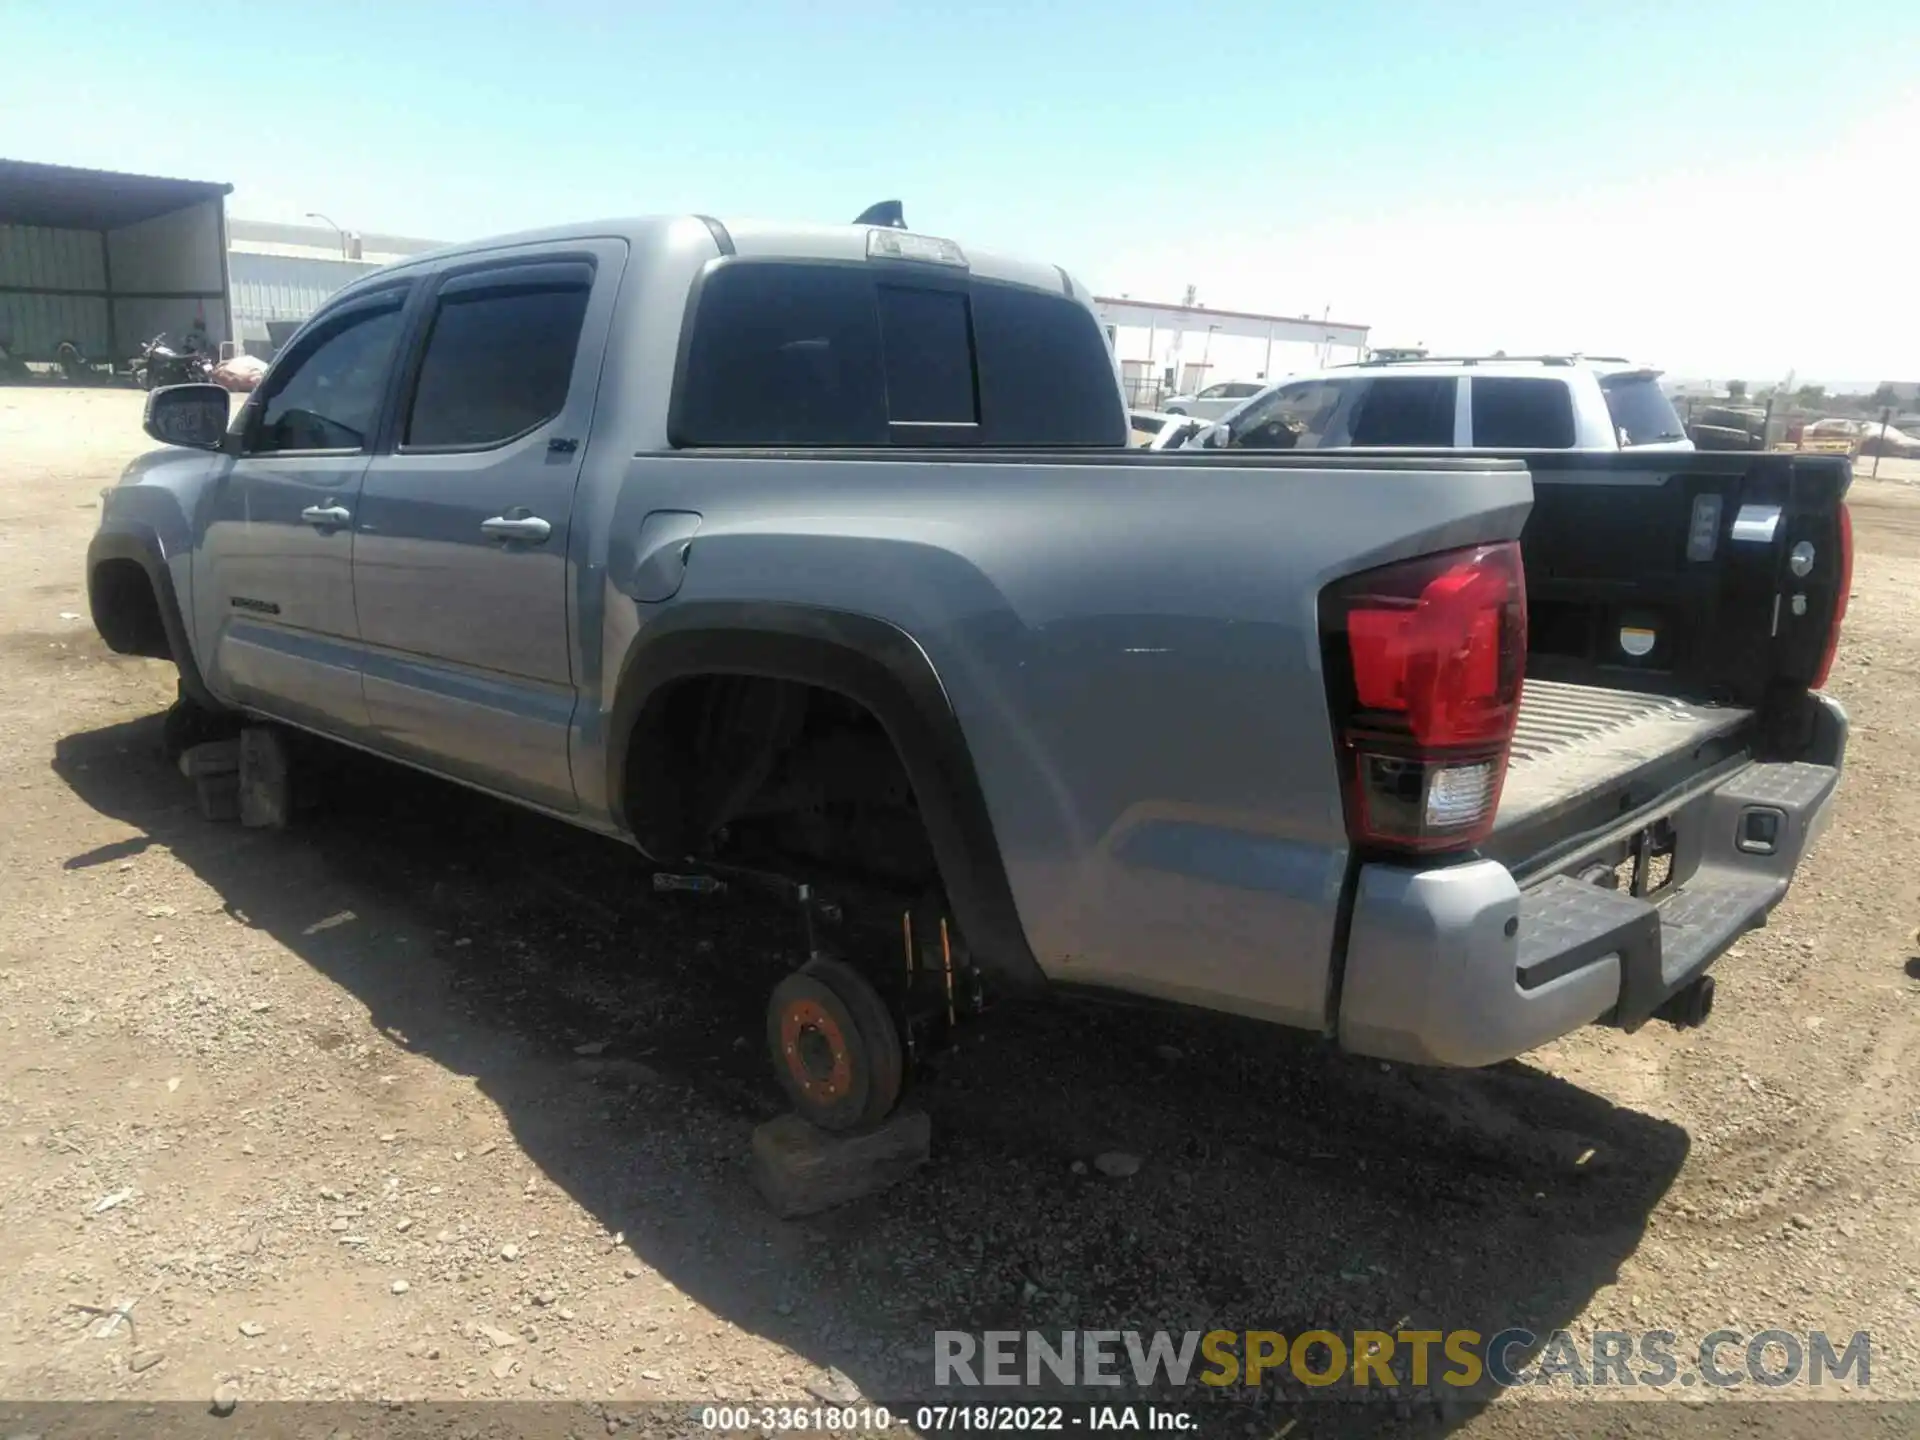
left=1200, top=422, right=1230, bottom=449
left=144, top=383, right=230, bottom=451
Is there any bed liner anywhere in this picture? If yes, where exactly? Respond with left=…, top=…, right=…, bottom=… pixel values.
left=1497, top=679, right=1754, bottom=835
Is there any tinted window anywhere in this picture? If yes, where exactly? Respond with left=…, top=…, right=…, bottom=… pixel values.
left=969, top=282, right=1124, bottom=446
left=877, top=286, right=976, bottom=425
left=674, top=263, right=1125, bottom=447
left=1471, top=376, right=1576, bottom=448
left=1602, top=374, right=1686, bottom=446
left=676, top=264, right=886, bottom=446
left=406, top=282, right=590, bottom=449
left=252, top=304, right=402, bottom=453
left=1229, top=380, right=1347, bottom=449
left=1348, top=377, right=1456, bottom=445
left=1223, top=381, right=1263, bottom=398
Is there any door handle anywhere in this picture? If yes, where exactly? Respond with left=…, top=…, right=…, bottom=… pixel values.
left=300, top=504, right=352, bottom=528
left=481, top=512, right=553, bottom=544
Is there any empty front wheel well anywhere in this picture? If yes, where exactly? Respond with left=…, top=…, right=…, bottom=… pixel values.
left=89, top=557, right=172, bottom=661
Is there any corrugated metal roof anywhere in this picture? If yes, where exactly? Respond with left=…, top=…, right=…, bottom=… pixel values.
left=0, top=158, right=232, bottom=230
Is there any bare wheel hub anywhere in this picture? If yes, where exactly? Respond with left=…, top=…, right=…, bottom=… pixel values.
left=780, top=997, right=852, bottom=1101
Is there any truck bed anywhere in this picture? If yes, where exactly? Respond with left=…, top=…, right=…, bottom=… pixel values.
left=1496, top=679, right=1753, bottom=844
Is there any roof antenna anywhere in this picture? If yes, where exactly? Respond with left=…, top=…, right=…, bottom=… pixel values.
left=853, top=200, right=906, bottom=229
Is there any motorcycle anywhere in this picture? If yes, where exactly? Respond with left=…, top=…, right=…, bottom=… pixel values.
left=56, top=340, right=113, bottom=384
left=131, top=333, right=213, bottom=390
left=0, top=337, right=31, bottom=384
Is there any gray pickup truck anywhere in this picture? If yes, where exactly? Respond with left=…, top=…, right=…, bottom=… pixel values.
left=89, top=211, right=1851, bottom=1132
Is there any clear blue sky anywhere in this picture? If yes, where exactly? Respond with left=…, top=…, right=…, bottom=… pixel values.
left=4, top=0, right=1916, bottom=379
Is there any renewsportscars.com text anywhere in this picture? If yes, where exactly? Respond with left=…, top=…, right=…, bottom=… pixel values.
left=934, top=1328, right=1871, bottom=1391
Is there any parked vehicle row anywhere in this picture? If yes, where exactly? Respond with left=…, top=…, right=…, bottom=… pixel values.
left=93, top=211, right=1847, bottom=1134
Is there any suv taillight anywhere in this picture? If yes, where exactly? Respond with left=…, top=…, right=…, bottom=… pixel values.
left=1812, top=501, right=1852, bottom=690
left=1321, top=542, right=1527, bottom=853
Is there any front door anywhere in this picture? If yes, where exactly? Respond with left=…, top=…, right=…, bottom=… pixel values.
left=352, top=244, right=622, bottom=812
left=196, top=287, right=410, bottom=735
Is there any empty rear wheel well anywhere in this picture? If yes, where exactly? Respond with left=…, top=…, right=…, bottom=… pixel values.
left=622, top=673, right=939, bottom=891
left=89, top=558, right=172, bottom=661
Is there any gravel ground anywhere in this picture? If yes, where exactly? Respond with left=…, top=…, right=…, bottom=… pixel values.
left=1, top=387, right=1916, bottom=1436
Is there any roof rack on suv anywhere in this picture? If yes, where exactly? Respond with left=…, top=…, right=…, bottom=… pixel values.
left=1350, top=352, right=1633, bottom=368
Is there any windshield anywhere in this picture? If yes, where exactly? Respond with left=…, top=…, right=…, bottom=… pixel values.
left=1225, top=380, right=1347, bottom=448
left=1601, top=373, right=1687, bottom=445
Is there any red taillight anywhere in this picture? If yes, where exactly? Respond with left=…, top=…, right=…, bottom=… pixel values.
left=1323, top=542, right=1527, bottom=853
left=1812, top=501, right=1851, bottom=690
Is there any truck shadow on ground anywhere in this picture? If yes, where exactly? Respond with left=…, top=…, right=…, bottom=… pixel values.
left=54, top=714, right=1690, bottom=1435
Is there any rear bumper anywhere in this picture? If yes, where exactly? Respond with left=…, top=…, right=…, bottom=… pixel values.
left=1335, top=697, right=1846, bottom=1068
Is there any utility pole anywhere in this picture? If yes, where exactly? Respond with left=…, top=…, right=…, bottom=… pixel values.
left=1167, top=285, right=1197, bottom=392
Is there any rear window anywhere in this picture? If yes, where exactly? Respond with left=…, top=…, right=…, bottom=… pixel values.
left=1471, top=376, right=1576, bottom=448
left=406, top=282, right=589, bottom=449
left=877, top=286, right=976, bottom=425
left=672, top=261, right=1124, bottom=447
left=968, top=281, right=1124, bottom=446
left=1347, top=376, right=1456, bottom=446
left=1601, top=373, right=1686, bottom=446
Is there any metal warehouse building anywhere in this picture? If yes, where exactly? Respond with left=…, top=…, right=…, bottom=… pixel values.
left=227, top=220, right=441, bottom=358
left=0, top=159, right=233, bottom=366
left=1094, top=294, right=1371, bottom=407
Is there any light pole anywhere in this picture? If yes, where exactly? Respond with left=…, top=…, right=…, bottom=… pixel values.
left=305, top=212, right=348, bottom=258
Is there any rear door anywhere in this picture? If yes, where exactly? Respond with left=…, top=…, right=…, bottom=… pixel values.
left=1340, top=375, right=1459, bottom=446
left=352, top=240, right=624, bottom=812
left=197, top=285, right=410, bottom=734
left=1467, top=376, right=1578, bottom=448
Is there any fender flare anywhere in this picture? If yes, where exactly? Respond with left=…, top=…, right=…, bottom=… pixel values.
left=85, top=528, right=220, bottom=713
left=605, top=602, right=1047, bottom=990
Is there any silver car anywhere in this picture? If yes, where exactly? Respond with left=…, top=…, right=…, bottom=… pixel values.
left=1159, top=379, right=1264, bottom=419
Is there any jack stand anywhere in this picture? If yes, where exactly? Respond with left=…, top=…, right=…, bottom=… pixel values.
left=897, top=900, right=984, bottom=1066
left=797, top=883, right=835, bottom=964
left=681, top=859, right=845, bottom=966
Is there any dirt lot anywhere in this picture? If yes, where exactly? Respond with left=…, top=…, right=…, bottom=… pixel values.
left=1, top=387, right=1916, bottom=1433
